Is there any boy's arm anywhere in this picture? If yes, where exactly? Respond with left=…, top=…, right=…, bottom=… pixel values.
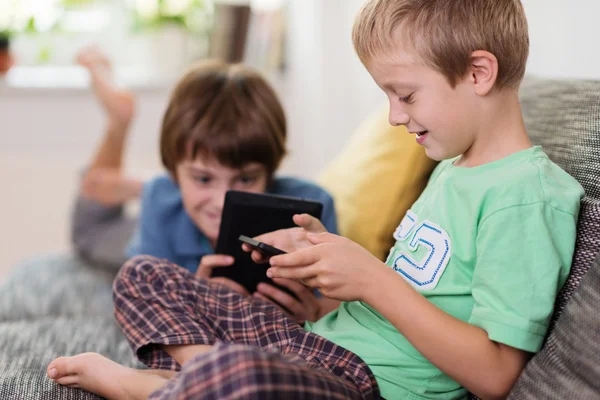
left=366, top=267, right=529, bottom=400
left=269, top=202, right=576, bottom=399
left=270, top=235, right=527, bottom=399
left=127, top=181, right=175, bottom=260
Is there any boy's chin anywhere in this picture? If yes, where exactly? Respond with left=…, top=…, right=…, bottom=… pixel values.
left=424, top=148, right=445, bottom=161
left=424, top=147, right=461, bottom=162
left=195, top=221, right=220, bottom=244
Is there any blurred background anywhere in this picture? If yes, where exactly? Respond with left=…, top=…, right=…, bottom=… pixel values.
left=1, top=0, right=599, bottom=278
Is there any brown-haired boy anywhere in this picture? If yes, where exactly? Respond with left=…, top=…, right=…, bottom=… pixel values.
left=72, top=49, right=339, bottom=322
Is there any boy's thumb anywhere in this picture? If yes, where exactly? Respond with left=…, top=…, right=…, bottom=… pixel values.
left=295, top=214, right=327, bottom=233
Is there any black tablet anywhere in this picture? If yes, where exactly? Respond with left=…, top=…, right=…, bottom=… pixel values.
left=212, top=190, right=323, bottom=294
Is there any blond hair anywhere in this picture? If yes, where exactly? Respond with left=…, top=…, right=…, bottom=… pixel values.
left=353, top=0, right=529, bottom=89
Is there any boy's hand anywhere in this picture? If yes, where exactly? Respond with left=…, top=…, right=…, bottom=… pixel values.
left=267, top=232, right=385, bottom=302
left=242, top=214, right=327, bottom=263
left=196, top=254, right=249, bottom=296
left=254, top=278, right=322, bottom=323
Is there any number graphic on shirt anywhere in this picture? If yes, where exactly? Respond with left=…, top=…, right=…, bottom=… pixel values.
left=393, top=210, right=417, bottom=241
left=391, top=212, right=452, bottom=291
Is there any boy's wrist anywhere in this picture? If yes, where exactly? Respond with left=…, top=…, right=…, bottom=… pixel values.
left=360, top=261, right=395, bottom=304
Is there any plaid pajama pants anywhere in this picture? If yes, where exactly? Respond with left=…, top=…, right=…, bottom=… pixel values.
left=113, top=255, right=380, bottom=400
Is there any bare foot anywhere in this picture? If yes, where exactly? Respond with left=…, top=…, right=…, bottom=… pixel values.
left=47, top=352, right=167, bottom=400
left=81, top=168, right=144, bottom=206
left=76, top=46, right=135, bottom=127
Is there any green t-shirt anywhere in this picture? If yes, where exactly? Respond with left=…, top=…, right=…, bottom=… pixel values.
left=305, top=146, right=584, bottom=399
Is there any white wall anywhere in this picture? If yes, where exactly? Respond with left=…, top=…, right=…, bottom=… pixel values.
left=282, top=0, right=384, bottom=177
left=0, top=87, right=168, bottom=274
left=523, top=0, right=600, bottom=79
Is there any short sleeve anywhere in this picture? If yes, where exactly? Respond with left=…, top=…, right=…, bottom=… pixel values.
left=469, top=202, right=578, bottom=352
left=125, top=180, right=175, bottom=261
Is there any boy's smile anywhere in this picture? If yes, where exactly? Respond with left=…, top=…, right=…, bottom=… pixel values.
left=176, top=157, right=269, bottom=246
left=366, top=53, right=480, bottom=162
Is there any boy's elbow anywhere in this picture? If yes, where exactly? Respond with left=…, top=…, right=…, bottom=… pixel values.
left=478, top=385, right=510, bottom=400
left=473, top=343, right=529, bottom=400
left=475, top=373, right=520, bottom=400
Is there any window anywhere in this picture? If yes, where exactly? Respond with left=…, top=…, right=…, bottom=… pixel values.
left=1, top=0, right=288, bottom=88
left=1, top=0, right=214, bottom=87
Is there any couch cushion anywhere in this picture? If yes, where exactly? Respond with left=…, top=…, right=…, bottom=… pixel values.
left=502, top=78, right=600, bottom=398
left=0, top=254, right=142, bottom=399
left=548, top=198, right=600, bottom=331
left=0, top=254, right=116, bottom=321
left=520, top=78, right=600, bottom=201
left=508, top=252, right=600, bottom=399
left=519, top=78, right=600, bottom=327
left=0, top=317, right=142, bottom=400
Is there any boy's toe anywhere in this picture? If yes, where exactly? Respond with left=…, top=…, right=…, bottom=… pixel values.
left=55, top=374, right=80, bottom=386
left=47, top=357, right=75, bottom=379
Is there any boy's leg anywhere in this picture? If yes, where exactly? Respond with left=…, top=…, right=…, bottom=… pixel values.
left=70, top=47, right=142, bottom=270
left=113, top=255, right=307, bottom=370
left=76, top=46, right=141, bottom=206
left=71, top=195, right=136, bottom=271
left=148, top=343, right=379, bottom=400
left=113, top=256, right=380, bottom=398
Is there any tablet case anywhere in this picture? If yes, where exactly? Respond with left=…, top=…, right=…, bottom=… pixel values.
left=213, top=190, right=323, bottom=294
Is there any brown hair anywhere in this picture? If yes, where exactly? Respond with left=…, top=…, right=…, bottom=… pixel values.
left=160, top=60, right=287, bottom=179
left=352, top=0, right=529, bottom=89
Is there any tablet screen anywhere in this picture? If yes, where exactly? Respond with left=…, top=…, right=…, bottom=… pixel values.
left=213, top=190, right=323, bottom=293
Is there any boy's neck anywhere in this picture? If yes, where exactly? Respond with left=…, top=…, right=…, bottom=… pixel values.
left=456, top=89, right=531, bottom=168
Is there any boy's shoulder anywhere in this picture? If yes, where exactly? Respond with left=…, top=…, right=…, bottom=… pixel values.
left=493, top=146, right=584, bottom=216
left=269, top=176, right=334, bottom=205
left=434, top=146, right=584, bottom=216
left=141, top=174, right=184, bottom=218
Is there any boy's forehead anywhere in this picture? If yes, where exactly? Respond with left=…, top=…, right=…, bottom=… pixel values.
left=367, top=58, right=421, bottom=88
left=366, top=41, right=424, bottom=75
left=180, top=157, right=265, bottom=173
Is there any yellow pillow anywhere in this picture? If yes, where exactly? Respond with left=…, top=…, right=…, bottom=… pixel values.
left=317, top=105, right=438, bottom=260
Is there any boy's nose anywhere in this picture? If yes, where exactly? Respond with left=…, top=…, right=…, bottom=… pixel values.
left=211, top=186, right=228, bottom=208
left=389, top=112, right=410, bottom=127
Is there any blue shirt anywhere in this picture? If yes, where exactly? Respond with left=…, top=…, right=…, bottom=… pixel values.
left=126, top=175, right=338, bottom=273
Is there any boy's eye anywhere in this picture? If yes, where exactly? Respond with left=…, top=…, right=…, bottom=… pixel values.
left=193, top=176, right=211, bottom=184
left=238, top=175, right=257, bottom=185
left=399, top=93, right=414, bottom=104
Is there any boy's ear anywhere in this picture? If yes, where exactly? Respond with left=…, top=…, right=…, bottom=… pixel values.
left=469, top=50, right=498, bottom=96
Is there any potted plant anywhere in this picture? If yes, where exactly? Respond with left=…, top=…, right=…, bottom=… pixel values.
left=0, top=30, right=15, bottom=74
left=131, top=0, right=213, bottom=78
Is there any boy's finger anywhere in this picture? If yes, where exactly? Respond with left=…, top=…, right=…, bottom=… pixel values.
left=198, top=255, right=234, bottom=271
left=196, top=255, right=234, bottom=278
left=250, top=250, right=269, bottom=264
left=267, top=265, right=318, bottom=280
left=257, top=283, right=304, bottom=316
left=269, top=249, right=319, bottom=268
left=294, top=214, right=327, bottom=233
left=211, top=277, right=249, bottom=296
left=306, top=232, right=344, bottom=245
left=271, top=277, right=312, bottom=294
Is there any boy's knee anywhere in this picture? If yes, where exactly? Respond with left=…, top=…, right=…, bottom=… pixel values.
left=113, top=255, right=163, bottom=291
left=215, top=344, right=285, bottom=380
left=181, top=344, right=277, bottom=390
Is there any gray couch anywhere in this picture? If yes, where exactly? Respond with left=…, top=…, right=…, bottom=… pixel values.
left=1, top=77, right=599, bottom=399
